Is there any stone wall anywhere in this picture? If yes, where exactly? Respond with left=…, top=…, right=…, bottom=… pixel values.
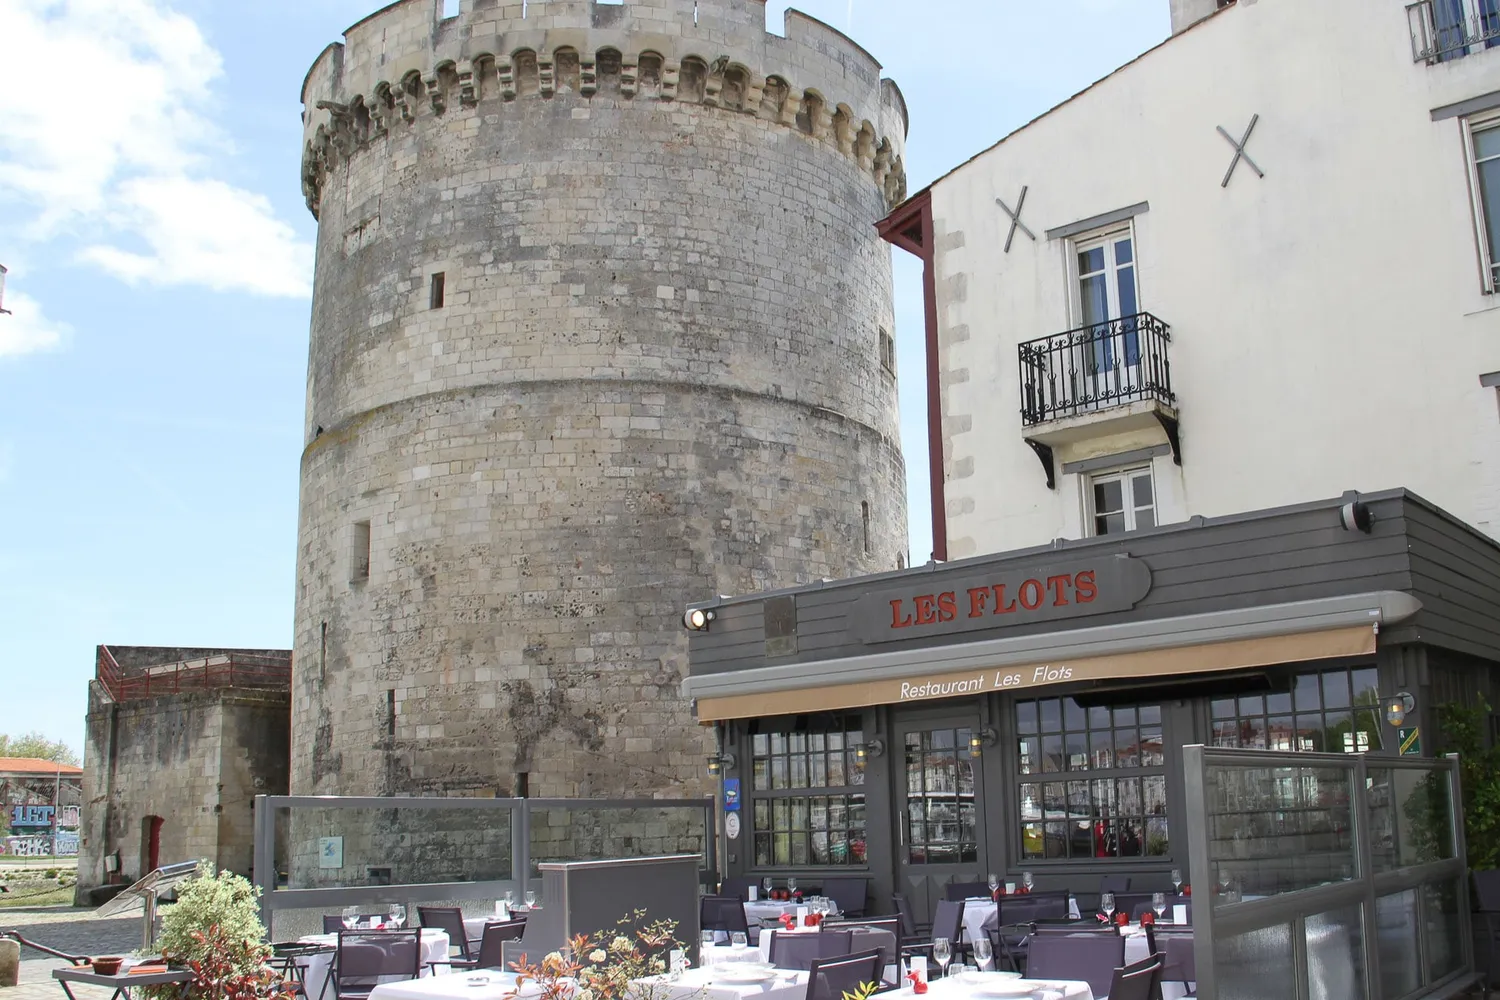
left=77, top=680, right=290, bottom=900
left=291, top=0, right=909, bottom=806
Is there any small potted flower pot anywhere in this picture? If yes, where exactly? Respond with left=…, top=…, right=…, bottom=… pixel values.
left=91, top=957, right=124, bottom=976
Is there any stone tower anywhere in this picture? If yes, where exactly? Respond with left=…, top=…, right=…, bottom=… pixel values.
left=293, top=0, right=908, bottom=802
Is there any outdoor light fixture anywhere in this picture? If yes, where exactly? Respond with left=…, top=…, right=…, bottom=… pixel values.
left=683, top=607, right=717, bottom=631
left=854, top=738, right=886, bottom=765
left=1340, top=498, right=1373, bottom=533
left=968, top=727, right=999, bottom=758
left=1386, top=692, right=1416, bottom=727
left=706, top=753, right=736, bottom=776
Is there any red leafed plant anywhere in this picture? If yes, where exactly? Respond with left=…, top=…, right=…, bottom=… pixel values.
left=164, top=926, right=294, bottom=1000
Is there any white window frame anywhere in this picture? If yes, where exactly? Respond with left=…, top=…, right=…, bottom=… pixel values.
left=1064, top=221, right=1140, bottom=329
left=1463, top=110, right=1500, bottom=294
left=1087, top=466, right=1156, bottom=537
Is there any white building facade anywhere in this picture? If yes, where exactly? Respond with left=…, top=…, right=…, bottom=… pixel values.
left=884, top=0, right=1500, bottom=560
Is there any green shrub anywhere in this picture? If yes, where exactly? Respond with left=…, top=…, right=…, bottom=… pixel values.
left=149, top=862, right=271, bottom=999
left=1435, top=700, right=1500, bottom=870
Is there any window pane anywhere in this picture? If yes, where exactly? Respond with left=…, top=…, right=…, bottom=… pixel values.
left=1064, top=698, right=1086, bottom=730
left=1267, top=691, right=1292, bottom=714
left=1323, top=671, right=1351, bottom=709
left=1017, top=700, right=1039, bottom=734
left=1146, top=816, right=1169, bottom=856
left=1295, top=673, right=1322, bottom=712
left=1114, top=237, right=1133, bottom=266
left=1067, top=731, right=1089, bottom=771
left=1116, top=265, right=1138, bottom=319
left=1138, top=705, right=1161, bottom=725
left=1135, top=508, right=1155, bottom=530
left=1268, top=716, right=1294, bottom=751
left=1116, top=728, right=1140, bottom=767
left=1114, top=706, right=1137, bottom=726
left=1140, top=728, right=1164, bottom=766
left=1351, top=668, right=1379, bottom=706
left=1213, top=720, right=1239, bottom=747
left=1211, top=698, right=1236, bottom=719
left=1094, top=479, right=1124, bottom=514
left=1044, top=735, right=1065, bottom=771
left=1089, top=705, right=1112, bottom=728
left=1039, top=699, right=1062, bottom=733
left=1476, top=125, right=1500, bottom=159
left=1079, top=247, right=1106, bottom=274
left=1091, top=731, right=1113, bottom=770
left=1080, top=273, right=1109, bottom=328
left=1096, top=512, right=1127, bottom=535
left=1019, top=737, right=1037, bottom=775
left=1239, top=694, right=1264, bottom=715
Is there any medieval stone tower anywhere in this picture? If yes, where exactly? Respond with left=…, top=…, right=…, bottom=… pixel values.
left=293, top=0, right=908, bottom=802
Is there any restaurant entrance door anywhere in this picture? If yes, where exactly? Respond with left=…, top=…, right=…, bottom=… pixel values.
left=894, top=712, right=989, bottom=923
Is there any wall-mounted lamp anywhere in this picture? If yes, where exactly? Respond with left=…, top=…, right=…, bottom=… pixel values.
left=683, top=607, right=717, bottom=631
left=1385, top=692, right=1416, bottom=727
left=854, top=739, right=886, bottom=765
left=968, top=727, right=999, bottom=758
left=706, top=753, right=736, bottom=776
left=1340, top=498, right=1373, bottom=533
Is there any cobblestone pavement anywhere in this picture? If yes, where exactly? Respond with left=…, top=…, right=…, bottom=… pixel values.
left=2, top=909, right=144, bottom=1000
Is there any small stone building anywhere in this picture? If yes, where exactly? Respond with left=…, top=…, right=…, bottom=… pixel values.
left=76, top=645, right=291, bottom=903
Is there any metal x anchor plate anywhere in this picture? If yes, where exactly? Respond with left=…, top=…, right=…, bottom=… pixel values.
left=1218, top=114, right=1264, bottom=187
left=995, top=185, right=1036, bottom=252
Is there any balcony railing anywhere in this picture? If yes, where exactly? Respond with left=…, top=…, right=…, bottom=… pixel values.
left=1018, top=311, right=1174, bottom=426
left=1408, top=0, right=1500, bottom=63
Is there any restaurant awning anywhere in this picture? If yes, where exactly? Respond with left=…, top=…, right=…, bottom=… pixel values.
left=685, top=591, right=1419, bottom=722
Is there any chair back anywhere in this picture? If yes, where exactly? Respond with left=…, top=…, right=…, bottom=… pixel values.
left=1099, top=876, right=1132, bottom=895
left=700, top=895, right=750, bottom=935
left=1108, top=893, right=1155, bottom=922
left=1477, top=871, right=1500, bottom=912
left=930, top=900, right=965, bottom=944
left=720, top=876, right=758, bottom=902
left=805, top=950, right=882, bottom=1000
left=998, top=891, right=1070, bottom=925
left=322, top=914, right=386, bottom=933
left=336, top=930, right=422, bottom=990
left=769, top=930, right=825, bottom=971
left=417, top=906, right=472, bottom=960
left=1151, top=927, right=1195, bottom=984
left=817, top=928, right=853, bottom=959
left=891, top=894, right=919, bottom=941
left=824, top=918, right=899, bottom=970
left=945, top=882, right=990, bottom=902
left=1106, top=954, right=1163, bottom=1000
left=1025, top=928, right=1124, bottom=999
left=474, top=919, right=528, bottom=969
left=819, top=878, right=869, bottom=917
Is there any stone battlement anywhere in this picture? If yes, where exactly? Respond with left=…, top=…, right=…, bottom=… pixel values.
left=300, top=0, right=908, bottom=217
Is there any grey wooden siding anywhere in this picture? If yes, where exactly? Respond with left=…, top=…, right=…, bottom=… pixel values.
left=687, top=490, right=1500, bottom=676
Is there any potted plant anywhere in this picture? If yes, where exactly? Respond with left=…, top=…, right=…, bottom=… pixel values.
left=147, top=861, right=290, bottom=1000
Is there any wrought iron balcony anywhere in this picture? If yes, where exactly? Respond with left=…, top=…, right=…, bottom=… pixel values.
left=1407, top=0, right=1500, bottom=63
left=1018, top=311, right=1174, bottom=427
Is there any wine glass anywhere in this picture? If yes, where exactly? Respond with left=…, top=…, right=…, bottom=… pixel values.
left=701, top=929, right=717, bottom=952
left=1152, top=893, right=1166, bottom=921
left=986, top=873, right=999, bottom=896
left=787, top=877, right=797, bottom=895
left=931, top=938, right=952, bottom=979
left=341, top=905, right=359, bottom=930
left=971, top=937, right=992, bottom=971
left=1171, top=869, right=1182, bottom=895
left=503, top=889, right=515, bottom=907
left=388, top=903, right=406, bottom=928
left=730, top=931, right=748, bottom=949
left=524, top=890, right=538, bottom=908
left=1022, top=872, right=1034, bottom=893
left=1217, top=866, right=1231, bottom=894
left=1100, top=892, right=1116, bottom=922
left=763, top=876, right=774, bottom=895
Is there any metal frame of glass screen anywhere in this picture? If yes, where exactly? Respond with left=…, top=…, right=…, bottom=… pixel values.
left=252, top=794, right=715, bottom=938
left=1183, top=747, right=1473, bottom=1000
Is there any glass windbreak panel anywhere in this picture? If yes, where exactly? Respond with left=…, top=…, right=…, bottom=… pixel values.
left=1215, top=922, right=1296, bottom=1000
left=281, top=806, right=515, bottom=887
left=905, top=725, right=978, bottom=865
left=1375, top=890, right=1421, bottom=999
left=1205, top=763, right=1354, bottom=897
left=1423, top=877, right=1464, bottom=984
left=1368, top=765, right=1455, bottom=871
left=1305, top=904, right=1366, bottom=1000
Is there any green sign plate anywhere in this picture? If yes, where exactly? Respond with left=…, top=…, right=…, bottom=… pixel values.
left=1399, top=727, right=1421, bottom=756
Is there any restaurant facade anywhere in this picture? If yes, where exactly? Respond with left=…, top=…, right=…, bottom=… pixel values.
left=682, top=489, right=1500, bottom=918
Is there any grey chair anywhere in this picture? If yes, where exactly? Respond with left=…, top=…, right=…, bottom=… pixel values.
left=720, top=876, right=758, bottom=902
left=768, top=930, right=825, bottom=971
left=899, top=899, right=966, bottom=969
left=1149, top=926, right=1195, bottom=994
left=417, top=906, right=476, bottom=968
left=823, top=917, right=900, bottom=977
left=474, top=919, right=528, bottom=970
left=945, top=882, right=990, bottom=902
left=805, top=950, right=883, bottom=1000
left=820, top=877, right=870, bottom=917
left=1025, top=927, right=1125, bottom=999
left=891, top=894, right=920, bottom=943
left=988, top=891, right=1073, bottom=973
left=1106, top=954, right=1163, bottom=1000
left=326, top=929, right=421, bottom=1000
left=700, top=895, right=752, bottom=938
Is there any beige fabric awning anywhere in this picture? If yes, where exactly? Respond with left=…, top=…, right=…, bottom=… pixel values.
left=686, top=591, right=1420, bottom=723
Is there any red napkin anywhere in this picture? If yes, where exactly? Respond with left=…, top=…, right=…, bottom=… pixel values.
left=1183, top=885, right=1192, bottom=897
left=1115, top=912, right=1130, bottom=927
left=906, top=972, right=928, bottom=994
left=804, top=913, right=823, bottom=928
left=779, top=914, right=797, bottom=930
left=1139, top=912, right=1155, bottom=927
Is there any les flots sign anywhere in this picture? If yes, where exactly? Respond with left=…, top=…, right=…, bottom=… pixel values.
left=852, top=555, right=1153, bottom=644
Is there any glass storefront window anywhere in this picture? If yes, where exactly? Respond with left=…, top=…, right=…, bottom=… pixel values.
left=750, top=716, right=866, bottom=866
left=1017, top=697, right=1167, bottom=860
left=903, top=726, right=978, bottom=864
left=1210, top=667, right=1380, bottom=753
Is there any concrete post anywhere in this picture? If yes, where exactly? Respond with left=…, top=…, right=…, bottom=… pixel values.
left=0, top=937, right=21, bottom=987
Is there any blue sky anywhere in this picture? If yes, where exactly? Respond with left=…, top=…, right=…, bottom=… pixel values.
left=0, top=0, right=1168, bottom=756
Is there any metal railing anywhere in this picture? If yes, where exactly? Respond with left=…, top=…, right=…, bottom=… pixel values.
left=251, top=794, right=715, bottom=940
left=1018, top=311, right=1174, bottom=426
left=97, top=645, right=291, bottom=701
left=1183, top=746, right=1474, bottom=999
left=1407, top=0, right=1500, bottom=63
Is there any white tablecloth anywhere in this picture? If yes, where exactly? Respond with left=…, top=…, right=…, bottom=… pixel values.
left=921, top=971, right=1093, bottom=1000
left=1123, top=931, right=1191, bottom=1000
left=635, top=966, right=808, bottom=1000
left=368, top=969, right=520, bottom=1000
left=461, top=910, right=531, bottom=942
left=298, top=929, right=452, bottom=1000
left=744, top=902, right=799, bottom=925
left=959, top=899, right=1082, bottom=945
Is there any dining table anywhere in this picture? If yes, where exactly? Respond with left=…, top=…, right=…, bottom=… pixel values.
left=462, top=908, right=532, bottom=942
left=913, top=970, right=1093, bottom=1000
left=633, top=964, right=809, bottom=1000
left=958, top=898, right=1082, bottom=948
left=367, top=968, right=520, bottom=1000
left=296, top=927, right=452, bottom=1000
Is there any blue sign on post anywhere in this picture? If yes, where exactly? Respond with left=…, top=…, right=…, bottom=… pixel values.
left=723, top=778, right=741, bottom=812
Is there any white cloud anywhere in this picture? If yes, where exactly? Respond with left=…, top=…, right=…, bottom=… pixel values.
left=0, top=0, right=312, bottom=299
left=0, top=292, right=71, bottom=359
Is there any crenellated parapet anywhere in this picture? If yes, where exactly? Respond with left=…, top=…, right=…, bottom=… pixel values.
left=299, top=0, right=908, bottom=218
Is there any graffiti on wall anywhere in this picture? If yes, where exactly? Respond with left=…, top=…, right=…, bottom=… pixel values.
left=1, top=833, right=77, bottom=856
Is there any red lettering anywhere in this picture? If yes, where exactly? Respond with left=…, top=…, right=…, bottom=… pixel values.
left=937, top=592, right=958, bottom=622
left=1018, top=578, right=1044, bottom=610
left=992, top=584, right=1018, bottom=613
left=1046, top=574, right=1072, bottom=607
left=890, top=599, right=913, bottom=629
left=967, top=587, right=990, bottom=618
left=914, top=594, right=938, bottom=625
left=1075, top=570, right=1097, bottom=603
